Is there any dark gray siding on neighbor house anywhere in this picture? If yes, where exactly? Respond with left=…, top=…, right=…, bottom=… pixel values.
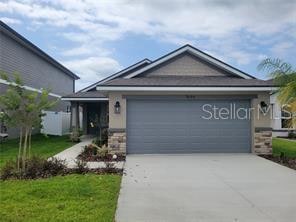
left=0, top=33, right=74, bottom=96
left=0, top=31, right=75, bottom=138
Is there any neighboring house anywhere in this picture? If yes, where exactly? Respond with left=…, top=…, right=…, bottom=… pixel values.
left=0, top=21, right=79, bottom=138
left=62, top=45, right=276, bottom=155
left=270, top=93, right=294, bottom=137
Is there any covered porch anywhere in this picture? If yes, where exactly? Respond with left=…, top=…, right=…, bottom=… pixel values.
left=62, top=91, right=109, bottom=138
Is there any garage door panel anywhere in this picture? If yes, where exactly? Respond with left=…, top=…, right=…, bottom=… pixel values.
left=127, top=99, right=251, bottom=154
left=132, top=136, right=189, bottom=143
left=188, top=129, right=249, bottom=135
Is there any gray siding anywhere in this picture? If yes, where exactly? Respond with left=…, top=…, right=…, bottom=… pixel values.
left=0, top=32, right=74, bottom=96
left=142, top=53, right=234, bottom=77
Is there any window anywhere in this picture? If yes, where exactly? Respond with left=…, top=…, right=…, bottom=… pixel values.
left=281, top=105, right=293, bottom=129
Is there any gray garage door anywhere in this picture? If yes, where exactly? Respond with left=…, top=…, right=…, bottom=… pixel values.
left=127, top=98, right=251, bottom=154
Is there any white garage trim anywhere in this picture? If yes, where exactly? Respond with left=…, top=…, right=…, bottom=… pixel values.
left=97, top=86, right=277, bottom=92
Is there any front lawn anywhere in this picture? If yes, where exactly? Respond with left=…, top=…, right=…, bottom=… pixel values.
left=272, top=138, right=296, bottom=157
left=0, top=174, right=121, bottom=222
left=0, top=134, right=75, bottom=167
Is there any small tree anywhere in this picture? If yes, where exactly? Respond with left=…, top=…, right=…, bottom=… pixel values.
left=0, top=72, right=56, bottom=171
left=258, top=58, right=296, bottom=128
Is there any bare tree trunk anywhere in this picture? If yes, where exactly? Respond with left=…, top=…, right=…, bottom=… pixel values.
left=17, top=127, right=23, bottom=171
left=22, top=127, right=28, bottom=171
left=28, top=128, right=32, bottom=158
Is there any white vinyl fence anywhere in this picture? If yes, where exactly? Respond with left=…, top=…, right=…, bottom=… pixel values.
left=41, top=111, right=71, bottom=136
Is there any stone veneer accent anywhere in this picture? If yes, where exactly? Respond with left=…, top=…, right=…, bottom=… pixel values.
left=108, top=129, right=126, bottom=154
left=254, top=127, right=272, bottom=154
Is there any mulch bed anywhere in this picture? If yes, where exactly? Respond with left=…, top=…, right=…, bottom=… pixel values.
left=78, top=153, right=126, bottom=162
left=260, top=155, right=296, bottom=170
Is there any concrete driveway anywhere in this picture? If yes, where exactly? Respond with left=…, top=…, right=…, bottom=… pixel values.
left=116, top=154, right=296, bottom=222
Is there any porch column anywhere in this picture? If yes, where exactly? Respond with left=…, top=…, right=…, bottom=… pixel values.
left=70, top=101, right=80, bottom=130
left=82, top=103, right=88, bottom=135
left=70, top=101, right=74, bottom=131
left=75, top=102, right=80, bottom=130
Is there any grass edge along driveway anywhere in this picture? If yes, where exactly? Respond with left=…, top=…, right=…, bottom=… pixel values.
left=0, top=174, right=122, bottom=222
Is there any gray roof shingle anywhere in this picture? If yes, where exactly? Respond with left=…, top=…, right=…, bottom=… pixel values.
left=101, top=76, right=274, bottom=87
left=63, top=91, right=106, bottom=98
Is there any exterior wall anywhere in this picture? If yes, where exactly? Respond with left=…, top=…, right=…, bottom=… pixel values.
left=107, top=91, right=273, bottom=154
left=0, top=32, right=74, bottom=96
left=108, top=93, right=126, bottom=153
left=254, top=129, right=272, bottom=154
left=142, top=53, right=232, bottom=77
left=252, top=93, right=272, bottom=128
left=108, top=92, right=127, bottom=129
left=108, top=129, right=126, bottom=154
left=270, top=93, right=282, bottom=130
left=251, top=93, right=272, bottom=154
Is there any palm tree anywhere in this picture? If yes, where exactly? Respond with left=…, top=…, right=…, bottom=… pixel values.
left=258, top=58, right=296, bottom=128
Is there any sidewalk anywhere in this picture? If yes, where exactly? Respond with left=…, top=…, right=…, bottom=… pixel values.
left=52, top=137, right=124, bottom=169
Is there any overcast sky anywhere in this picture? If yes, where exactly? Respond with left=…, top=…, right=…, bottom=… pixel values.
left=1, top=0, right=295, bottom=90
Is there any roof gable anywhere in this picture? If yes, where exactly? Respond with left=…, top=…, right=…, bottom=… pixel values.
left=141, top=52, right=235, bottom=78
left=124, top=45, right=256, bottom=79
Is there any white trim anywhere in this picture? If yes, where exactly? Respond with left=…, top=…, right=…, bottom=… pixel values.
left=61, top=97, right=109, bottom=101
left=124, top=46, right=253, bottom=79
left=80, top=59, right=151, bottom=92
left=0, top=79, right=61, bottom=98
left=96, top=86, right=277, bottom=92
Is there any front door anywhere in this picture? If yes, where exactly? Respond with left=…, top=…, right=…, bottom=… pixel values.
left=87, top=103, right=101, bottom=135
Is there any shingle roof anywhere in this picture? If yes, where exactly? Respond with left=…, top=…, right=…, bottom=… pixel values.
left=78, top=59, right=151, bottom=92
left=63, top=91, right=106, bottom=98
left=101, top=76, right=274, bottom=87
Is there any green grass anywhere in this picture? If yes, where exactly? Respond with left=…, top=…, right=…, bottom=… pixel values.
left=0, top=134, right=75, bottom=167
left=0, top=174, right=121, bottom=222
left=273, top=138, right=296, bottom=157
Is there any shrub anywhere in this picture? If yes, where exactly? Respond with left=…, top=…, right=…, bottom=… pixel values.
left=93, top=129, right=108, bottom=146
left=69, top=127, right=81, bottom=142
left=288, top=131, right=296, bottom=139
left=0, top=157, right=67, bottom=180
left=0, top=160, right=18, bottom=180
left=83, top=144, right=99, bottom=156
left=43, top=157, right=67, bottom=176
left=93, top=138, right=107, bottom=147
left=97, top=146, right=109, bottom=158
left=74, top=159, right=89, bottom=174
left=23, top=156, right=46, bottom=179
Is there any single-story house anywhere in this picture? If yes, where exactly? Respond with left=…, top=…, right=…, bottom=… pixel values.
left=62, top=45, right=276, bottom=155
